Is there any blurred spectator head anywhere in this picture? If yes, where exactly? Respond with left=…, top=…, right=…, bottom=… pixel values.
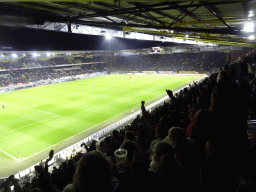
left=205, top=138, right=228, bottom=160
left=157, top=153, right=176, bottom=176
left=22, top=182, right=31, bottom=192
left=152, top=141, right=174, bottom=163
left=189, top=104, right=199, bottom=119
left=124, top=131, right=135, bottom=141
left=179, top=112, right=190, bottom=128
left=120, top=140, right=139, bottom=163
left=29, top=188, right=41, bottom=192
left=29, top=178, right=39, bottom=192
left=190, top=109, right=213, bottom=142
left=217, top=70, right=229, bottom=83
left=198, top=95, right=210, bottom=109
left=165, top=127, right=186, bottom=148
left=155, top=118, right=172, bottom=140
left=72, top=151, right=112, bottom=192
left=112, top=130, right=120, bottom=140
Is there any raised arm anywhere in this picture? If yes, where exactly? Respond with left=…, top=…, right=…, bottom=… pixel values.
left=81, top=142, right=89, bottom=151
left=141, top=101, right=148, bottom=117
left=44, top=150, right=54, bottom=173
left=166, top=89, right=174, bottom=99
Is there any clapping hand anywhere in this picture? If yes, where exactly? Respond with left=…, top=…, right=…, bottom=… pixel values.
left=45, top=150, right=54, bottom=166
left=81, top=142, right=85, bottom=147
left=166, top=89, right=173, bottom=99
left=47, top=150, right=54, bottom=161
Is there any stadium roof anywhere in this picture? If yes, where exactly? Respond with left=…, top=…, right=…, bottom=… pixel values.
left=1, top=0, right=256, bottom=48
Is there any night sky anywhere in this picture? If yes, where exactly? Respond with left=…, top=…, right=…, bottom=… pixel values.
left=0, top=25, right=182, bottom=51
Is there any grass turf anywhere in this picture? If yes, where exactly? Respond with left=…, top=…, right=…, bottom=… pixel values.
left=0, top=74, right=200, bottom=160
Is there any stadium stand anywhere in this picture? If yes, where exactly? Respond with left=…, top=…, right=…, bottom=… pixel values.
left=0, top=50, right=256, bottom=192
left=111, top=52, right=228, bottom=73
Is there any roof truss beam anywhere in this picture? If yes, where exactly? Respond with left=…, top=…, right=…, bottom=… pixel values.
left=173, top=3, right=201, bottom=21
left=126, top=2, right=167, bottom=26
left=201, top=2, right=231, bottom=28
left=128, top=2, right=177, bottom=21
left=67, top=2, right=154, bottom=26
left=78, top=2, right=230, bottom=19
left=169, top=2, right=200, bottom=27
left=91, top=2, right=162, bottom=25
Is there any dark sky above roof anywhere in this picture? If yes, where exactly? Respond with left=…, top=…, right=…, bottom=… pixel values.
left=0, top=26, right=181, bottom=51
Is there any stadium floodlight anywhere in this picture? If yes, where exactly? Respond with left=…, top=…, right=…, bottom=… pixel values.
left=46, top=53, right=50, bottom=57
left=2, top=54, right=4, bottom=57
left=12, top=53, right=17, bottom=58
left=185, top=34, right=189, bottom=38
left=105, top=33, right=112, bottom=40
left=248, top=11, right=254, bottom=17
left=248, top=35, right=255, bottom=40
left=23, top=54, right=25, bottom=56
left=243, top=22, right=254, bottom=32
left=32, top=53, right=38, bottom=57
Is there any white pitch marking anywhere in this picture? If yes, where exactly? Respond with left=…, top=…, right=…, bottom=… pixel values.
left=0, top=116, right=59, bottom=136
left=2, top=102, right=58, bottom=116
left=0, top=149, right=21, bottom=162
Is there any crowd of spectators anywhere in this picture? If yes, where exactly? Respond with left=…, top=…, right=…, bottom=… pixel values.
left=0, top=51, right=228, bottom=72
left=0, top=61, right=24, bottom=70
left=0, top=57, right=97, bottom=70
left=0, top=63, right=108, bottom=87
left=26, top=57, right=95, bottom=67
left=0, top=49, right=256, bottom=192
left=0, top=55, right=111, bottom=87
left=0, top=51, right=228, bottom=87
left=112, top=51, right=228, bottom=72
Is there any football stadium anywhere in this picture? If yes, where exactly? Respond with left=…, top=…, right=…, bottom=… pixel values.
left=0, top=1, right=256, bottom=192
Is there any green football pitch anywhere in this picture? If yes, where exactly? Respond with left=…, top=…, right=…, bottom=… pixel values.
left=0, top=74, right=200, bottom=163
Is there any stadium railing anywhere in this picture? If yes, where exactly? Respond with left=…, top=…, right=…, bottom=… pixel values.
left=12, top=73, right=207, bottom=184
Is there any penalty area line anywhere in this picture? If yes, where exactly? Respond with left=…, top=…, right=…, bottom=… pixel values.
left=0, top=116, right=59, bottom=137
left=0, top=149, right=21, bottom=162
left=2, top=102, right=59, bottom=116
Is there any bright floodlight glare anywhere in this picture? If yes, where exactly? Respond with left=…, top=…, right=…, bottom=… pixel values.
left=12, top=54, right=17, bottom=58
left=248, top=35, right=255, bottom=40
left=105, top=33, right=111, bottom=40
left=244, top=22, right=255, bottom=32
left=32, top=53, right=37, bottom=57
left=248, top=11, right=254, bottom=17
left=46, top=53, right=50, bottom=56
left=185, top=34, right=189, bottom=38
